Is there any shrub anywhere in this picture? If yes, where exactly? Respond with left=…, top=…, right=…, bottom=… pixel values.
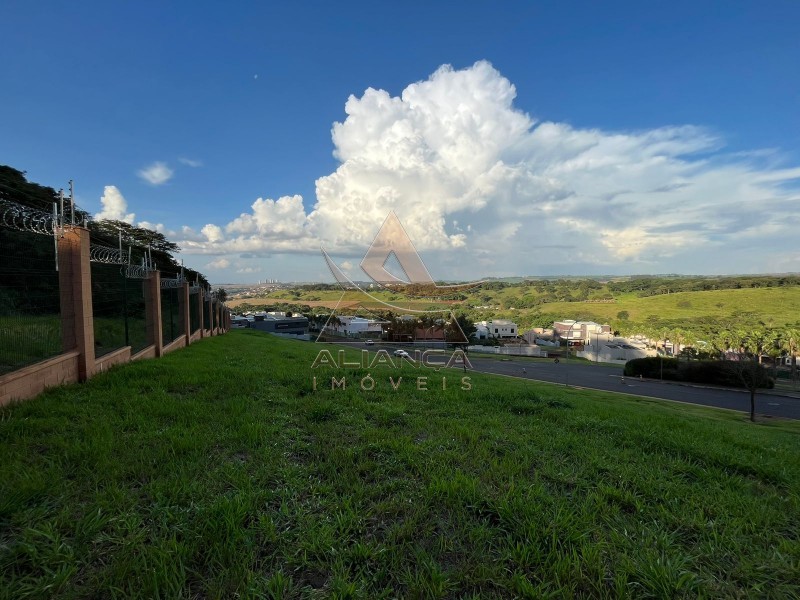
left=624, top=357, right=678, bottom=378
left=624, top=357, right=774, bottom=389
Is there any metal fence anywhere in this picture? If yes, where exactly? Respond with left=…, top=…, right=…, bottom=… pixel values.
left=0, top=192, right=227, bottom=389
left=160, top=286, right=182, bottom=344
left=90, top=263, right=148, bottom=357
left=189, top=288, right=200, bottom=333
left=206, top=297, right=214, bottom=330
left=0, top=228, right=62, bottom=375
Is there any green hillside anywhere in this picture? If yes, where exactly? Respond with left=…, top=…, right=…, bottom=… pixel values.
left=229, top=277, right=800, bottom=340
left=537, top=287, right=800, bottom=327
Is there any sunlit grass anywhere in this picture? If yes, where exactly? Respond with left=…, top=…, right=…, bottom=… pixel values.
left=1, top=330, right=798, bottom=598
left=540, top=287, right=800, bottom=326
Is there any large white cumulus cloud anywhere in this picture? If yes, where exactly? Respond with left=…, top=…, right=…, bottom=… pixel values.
left=178, top=61, right=800, bottom=277
left=97, top=185, right=135, bottom=223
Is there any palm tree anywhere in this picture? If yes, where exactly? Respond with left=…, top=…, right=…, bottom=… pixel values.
left=737, top=330, right=767, bottom=422
left=710, top=329, right=731, bottom=361
left=748, top=324, right=770, bottom=365
left=781, top=326, right=800, bottom=384
left=671, top=328, right=687, bottom=360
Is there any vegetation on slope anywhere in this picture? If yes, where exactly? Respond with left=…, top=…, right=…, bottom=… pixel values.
left=1, top=331, right=799, bottom=598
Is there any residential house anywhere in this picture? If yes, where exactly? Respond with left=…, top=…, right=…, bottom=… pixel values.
left=480, top=319, right=519, bottom=339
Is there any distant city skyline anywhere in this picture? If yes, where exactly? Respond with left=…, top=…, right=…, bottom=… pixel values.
left=2, top=1, right=799, bottom=282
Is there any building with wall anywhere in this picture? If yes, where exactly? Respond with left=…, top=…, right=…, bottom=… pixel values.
left=479, top=319, right=519, bottom=339
left=552, top=320, right=612, bottom=346
left=250, top=314, right=309, bottom=335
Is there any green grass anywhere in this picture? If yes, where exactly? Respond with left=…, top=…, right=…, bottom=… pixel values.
left=1, top=330, right=799, bottom=598
left=539, top=287, right=800, bottom=327
left=0, top=315, right=62, bottom=375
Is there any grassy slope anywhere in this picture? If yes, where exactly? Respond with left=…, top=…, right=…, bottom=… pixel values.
left=0, top=331, right=798, bottom=598
left=227, top=290, right=450, bottom=312
left=538, top=287, right=800, bottom=326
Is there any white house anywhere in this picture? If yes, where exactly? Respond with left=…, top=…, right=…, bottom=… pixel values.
left=480, top=319, right=518, bottom=339
left=553, top=320, right=612, bottom=346
left=336, top=316, right=384, bottom=336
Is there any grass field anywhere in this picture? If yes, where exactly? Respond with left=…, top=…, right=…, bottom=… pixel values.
left=538, top=287, right=800, bottom=327
left=1, top=331, right=799, bottom=598
left=227, top=291, right=453, bottom=313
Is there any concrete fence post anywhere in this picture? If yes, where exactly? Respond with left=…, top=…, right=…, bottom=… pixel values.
left=198, top=290, right=205, bottom=338
left=179, top=282, right=190, bottom=346
left=58, top=226, right=95, bottom=381
left=144, top=271, right=163, bottom=357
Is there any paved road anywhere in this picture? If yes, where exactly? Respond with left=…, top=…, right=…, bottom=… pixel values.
left=327, top=343, right=800, bottom=420
left=465, top=355, right=800, bottom=420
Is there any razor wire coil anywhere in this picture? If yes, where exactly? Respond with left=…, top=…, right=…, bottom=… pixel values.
left=0, top=199, right=59, bottom=236
left=160, top=275, right=186, bottom=289
left=122, top=265, right=154, bottom=279
left=90, top=244, right=129, bottom=264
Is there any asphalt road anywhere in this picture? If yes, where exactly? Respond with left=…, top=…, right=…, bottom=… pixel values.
left=465, top=355, right=800, bottom=421
left=331, top=343, right=800, bottom=420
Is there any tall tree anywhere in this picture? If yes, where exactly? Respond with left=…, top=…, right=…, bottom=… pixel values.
left=734, top=331, right=771, bottom=422
left=781, top=326, right=800, bottom=383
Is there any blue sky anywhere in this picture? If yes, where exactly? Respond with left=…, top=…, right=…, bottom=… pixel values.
left=2, top=1, right=799, bottom=282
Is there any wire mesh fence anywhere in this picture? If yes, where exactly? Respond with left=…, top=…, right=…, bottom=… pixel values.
left=0, top=228, right=62, bottom=375
left=160, top=286, right=182, bottom=344
left=1, top=182, right=223, bottom=385
left=206, top=297, right=214, bottom=330
left=189, top=290, right=200, bottom=333
left=91, top=263, right=148, bottom=357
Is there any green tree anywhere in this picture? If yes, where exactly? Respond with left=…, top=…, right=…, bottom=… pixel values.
left=780, top=326, right=800, bottom=383
left=454, top=314, right=477, bottom=344
left=733, top=330, right=773, bottom=422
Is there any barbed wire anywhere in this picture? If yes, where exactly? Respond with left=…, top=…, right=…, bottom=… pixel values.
left=0, top=198, right=59, bottom=236
left=121, top=265, right=155, bottom=279
left=89, top=244, right=129, bottom=264
left=160, top=274, right=186, bottom=289
left=3, top=194, right=211, bottom=287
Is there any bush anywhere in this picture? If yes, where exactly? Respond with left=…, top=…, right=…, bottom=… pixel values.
left=625, top=357, right=774, bottom=389
left=624, top=357, right=678, bottom=378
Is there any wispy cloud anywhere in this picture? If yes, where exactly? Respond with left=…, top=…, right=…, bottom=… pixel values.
left=178, top=157, right=203, bottom=168
left=138, top=161, right=174, bottom=185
